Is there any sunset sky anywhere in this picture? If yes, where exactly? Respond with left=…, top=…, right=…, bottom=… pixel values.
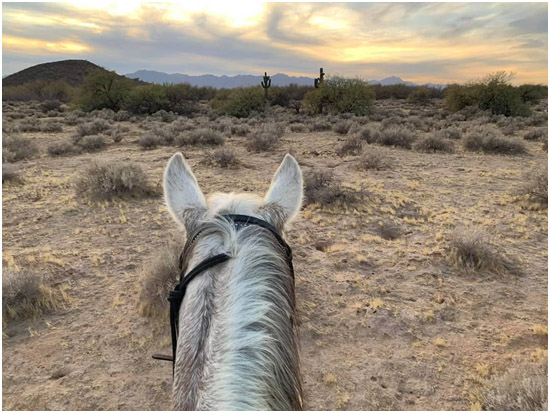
left=2, top=1, right=548, bottom=84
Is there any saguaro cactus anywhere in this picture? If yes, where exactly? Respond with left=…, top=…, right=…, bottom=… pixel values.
left=314, top=67, right=325, bottom=88
left=261, top=72, right=271, bottom=99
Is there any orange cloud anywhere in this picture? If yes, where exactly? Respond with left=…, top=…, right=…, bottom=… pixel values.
left=3, top=35, right=90, bottom=54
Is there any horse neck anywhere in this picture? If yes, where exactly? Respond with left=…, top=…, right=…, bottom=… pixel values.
left=172, top=226, right=302, bottom=410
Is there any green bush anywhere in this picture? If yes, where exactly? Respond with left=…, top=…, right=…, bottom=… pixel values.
left=303, top=76, right=375, bottom=115
left=408, top=86, right=432, bottom=104
left=123, top=85, right=169, bottom=115
left=518, top=84, right=548, bottom=104
left=445, top=72, right=531, bottom=117
left=210, top=87, right=265, bottom=118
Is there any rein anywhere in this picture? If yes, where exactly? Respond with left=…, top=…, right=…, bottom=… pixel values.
left=152, top=214, right=294, bottom=372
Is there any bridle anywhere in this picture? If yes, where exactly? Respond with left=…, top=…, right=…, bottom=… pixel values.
left=152, top=214, right=294, bottom=372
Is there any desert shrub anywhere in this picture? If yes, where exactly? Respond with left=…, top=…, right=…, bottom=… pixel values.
left=75, top=162, right=157, bottom=201
left=153, top=109, right=177, bottom=123
left=414, top=134, right=455, bottom=153
left=337, top=136, right=363, bottom=156
left=18, top=117, right=41, bottom=132
left=303, top=76, right=375, bottom=115
left=371, top=126, right=417, bottom=149
left=437, top=127, right=461, bottom=140
left=357, top=147, right=392, bottom=170
left=481, top=363, right=547, bottom=411
left=309, top=119, right=332, bottom=131
left=267, top=84, right=313, bottom=108
left=176, top=128, right=225, bottom=146
left=2, top=163, right=22, bottom=184
left=40, top=121, right=63, bottom=133
left=376, top=220, right=402, bottom=240
left=445, top=72, right=531, bottom=117
left=113, top=110, right=131, bottom=122
left=517, top=84, right=548, bottom=104
left=139, top=132, right=164, bottom=150
left=246, top=123, right=284, bottom=152
left=464, top=130, right=527, bottom=155
left=210, top=86, right=265, bottom=118
left=304, top=170, right=367, bottom=207
left=2, top=134, right=38, bottom=162
left=230, top=123, right=250, bottom=136
left=333, top=120, right=352, bottom=135
left=290, top=123, right=307, bottom=133
left=110, top=126, right=124, bottom=143
left=75, top=119, right=111, bottom=138
left=47, top=141, right=82, bottom=157
left=79, top=135, right=107, bottom=152
left=407, top=86, right=432, bottom=104
left=2, top=267, right=71, bottom=325
left=40, top=100, right=61, bottom=113
left=2, top=80, right=75, bottom=102
left=523, top=128, right=547, bottom=141
left=448, top=226, right=519, bottom=276
left=517, top=164, right=547, bottom=207
left=204, top=148, right=240, bottom=168
left=138, top=237, right=181, bottom=317
left=123, top=84, right=170, bottom=115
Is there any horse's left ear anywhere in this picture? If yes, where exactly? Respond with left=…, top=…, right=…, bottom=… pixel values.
left=164, top=152, right=207, bottom=229
left=264, top=154, right=303, bottom=224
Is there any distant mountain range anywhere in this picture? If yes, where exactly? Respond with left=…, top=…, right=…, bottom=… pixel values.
left=125, top=70, right=446, bottom=89
left=2, top=59, right=446, bottom=89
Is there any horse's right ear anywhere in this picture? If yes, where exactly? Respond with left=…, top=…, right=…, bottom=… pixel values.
left=163, top=153, right=206, bottom=228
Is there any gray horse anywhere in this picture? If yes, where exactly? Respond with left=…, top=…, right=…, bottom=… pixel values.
left=163, top=152, right=304, bottom=410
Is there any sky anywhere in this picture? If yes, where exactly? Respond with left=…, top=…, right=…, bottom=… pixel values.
left=2, top=1, right=548, bottom=84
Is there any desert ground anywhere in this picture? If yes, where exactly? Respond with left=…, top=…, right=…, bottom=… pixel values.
left=2, top=98, right=548, bottom=410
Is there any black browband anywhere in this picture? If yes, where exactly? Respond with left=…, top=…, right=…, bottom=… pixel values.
left=152, top=214, right=294, bottom=372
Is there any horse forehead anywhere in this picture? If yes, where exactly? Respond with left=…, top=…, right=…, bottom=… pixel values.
left=207, top=192, right=263, bottom=214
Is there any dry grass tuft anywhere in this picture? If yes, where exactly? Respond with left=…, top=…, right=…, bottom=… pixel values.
left=516, top=164, right=548, bottom=207
left=2, top=134, right=39, bottom=162
left=304, top=170, right=368, bottom=206
left=203, top=148, right=240, bottom=168
left=414, top=134, right=455, bottom=153
left=2, top=267, right=71, bottom=326
left=376, top=220, right=403, bottom=240
left=75, top=162, right=159, bottom=201
left=246, top=123, right=284, bottom=151
left=357, top=147, right=392, bottom=171
left=464, top=129, right=527, bottom=155
left=176, top=128, right=225, bottom=146
left=448, top=226, right=520, bottom=276
left=337, top=136, right=363, bottom=156
left=481, top=363, right=547, bottom=411
left=2, top=163, right=23, bottom=184
left=138, top=236, right=182, bottom=318
left=364, top=126, right=417, bottom=149
left=333, top=121, right=352, bottom=135
left=47, top=141, right=82, bottom=157
left=78, top=135, right=107, bottom=152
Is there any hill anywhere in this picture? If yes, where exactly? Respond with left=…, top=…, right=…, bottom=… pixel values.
left=2, top=60, right=144, bottom=87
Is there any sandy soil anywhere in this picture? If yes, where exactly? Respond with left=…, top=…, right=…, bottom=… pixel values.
left=2, top=100, right=547, bottom=410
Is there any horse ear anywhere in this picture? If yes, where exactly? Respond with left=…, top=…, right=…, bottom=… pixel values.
left=163, top=153, right=206, bottom=228
left=264, top=154, right=303, bottom=224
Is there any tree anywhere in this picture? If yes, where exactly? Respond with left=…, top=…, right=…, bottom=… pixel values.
left=80, top=68, right=133, bottom=111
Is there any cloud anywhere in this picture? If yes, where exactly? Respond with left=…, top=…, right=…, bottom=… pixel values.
left=1, top=2, right=547, bottom=84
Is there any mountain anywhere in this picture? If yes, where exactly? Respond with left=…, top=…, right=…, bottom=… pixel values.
left=3, top=60, right=144, bottom=87
left=368, top=76, right=416, bottom=86
left=125, top=70, right=315, bottom=87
